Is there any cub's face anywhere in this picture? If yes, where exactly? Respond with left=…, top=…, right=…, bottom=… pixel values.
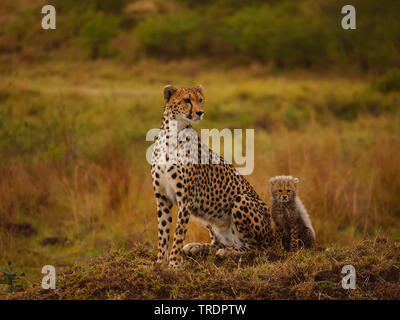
left=163, top=85, right=205, bottom=123
left=270, top=176, right=298, bottom=203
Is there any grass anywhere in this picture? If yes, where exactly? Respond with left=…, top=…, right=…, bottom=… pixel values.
left=0, top=60, right=400, bottom=299
left=11, top=238, right=400, bottom=300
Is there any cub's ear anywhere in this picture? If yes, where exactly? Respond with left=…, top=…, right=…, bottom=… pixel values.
left=293, top=177, right=299, bottom=187
left=269, top=177, right=276, bottom=188
left=163, top=85, right=177, bottom=102
left=194, top=84, right=203, bottom=94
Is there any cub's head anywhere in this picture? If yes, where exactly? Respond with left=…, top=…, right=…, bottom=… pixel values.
left=163, top=85, right=205, bottom=123
left=270, top=175, right=299, bottom=203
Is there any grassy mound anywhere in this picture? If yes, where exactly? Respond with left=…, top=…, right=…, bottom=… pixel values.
left=14, top=238, right=400, bottom=300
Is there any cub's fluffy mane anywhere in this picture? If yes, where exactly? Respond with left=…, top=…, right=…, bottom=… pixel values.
left=295, top=197, right=315, bottom=239
left=270, top=175, right=298, bottom=185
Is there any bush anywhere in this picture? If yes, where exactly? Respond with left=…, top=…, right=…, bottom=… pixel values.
left=133, top=0, right=400, bottom=70
left=372, top=69, right=400, bottom=93
left=135, top=11, right=207, bottom=57
left=72, top=11, right=120, bottom=59
left=220, top=3, right=326, bottom=67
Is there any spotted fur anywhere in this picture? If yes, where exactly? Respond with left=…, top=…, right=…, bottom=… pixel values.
left=270, top=175, right=315, bottom=251
left=151, top=85, right=276, bottom=269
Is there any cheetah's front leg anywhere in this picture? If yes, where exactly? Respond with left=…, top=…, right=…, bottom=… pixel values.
left=168, top=203, right=190, bottom=269
left=289, top=223, right=299, bottom=252
left=155, top=196, right=173, bottom=264
left=275, top=226, right=286, bottom=251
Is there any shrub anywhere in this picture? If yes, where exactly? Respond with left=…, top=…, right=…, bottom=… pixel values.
left=220, top=3, right=326, bottom=67
left=72, top=11, right=120, bottom=59
left=135, top=11, right=206, bottom=57
left=372, top=69, right=400, bottom=93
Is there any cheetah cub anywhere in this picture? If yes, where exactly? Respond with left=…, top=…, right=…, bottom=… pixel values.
left=270, top=176, right=315, bottom=251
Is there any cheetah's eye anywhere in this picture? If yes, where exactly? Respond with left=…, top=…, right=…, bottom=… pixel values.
left=278, top=189, right=282, bottom=193
left=183, top=98, right=191, bottom=104
left=287, top=190, right=291, bottom=193
left=200, top=98, right=204, bottom=103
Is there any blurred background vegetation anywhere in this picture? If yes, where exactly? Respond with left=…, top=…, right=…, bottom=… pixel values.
left=0, top=0, right=400, bottom=292
left=0, top=0, right=399, bottom=71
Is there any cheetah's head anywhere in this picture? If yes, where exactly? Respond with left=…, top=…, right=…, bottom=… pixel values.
left=270, top=175, right=299, bottom=203
left=163, top=85, right=205, bottom=123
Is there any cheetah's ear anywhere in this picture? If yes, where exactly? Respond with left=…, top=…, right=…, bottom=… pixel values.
left=269, top=177, right=276, bottom=188
left=194, top=84, right=203, bottom=94
left=163, top=85, right=177, bottom=102
left=293, top=178, right=299, bottom=187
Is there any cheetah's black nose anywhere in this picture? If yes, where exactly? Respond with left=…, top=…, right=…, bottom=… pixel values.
left=196, top=111, right=204, bottom=117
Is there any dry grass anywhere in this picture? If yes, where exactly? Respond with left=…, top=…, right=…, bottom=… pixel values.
left=13, top=238, right=400, bottom=300
left=0, top=60, right=399, bottom=298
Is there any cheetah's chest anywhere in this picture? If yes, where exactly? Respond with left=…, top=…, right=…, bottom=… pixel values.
left=154, top=164, right=178, bottom=205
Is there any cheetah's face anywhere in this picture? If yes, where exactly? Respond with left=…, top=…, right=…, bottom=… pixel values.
left=163, top=85, right=205, bottom=123
left=270, top=176, right=299, bottom=203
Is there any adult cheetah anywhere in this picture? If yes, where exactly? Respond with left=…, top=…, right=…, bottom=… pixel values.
left=151, top=85, right=275, bottom=269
